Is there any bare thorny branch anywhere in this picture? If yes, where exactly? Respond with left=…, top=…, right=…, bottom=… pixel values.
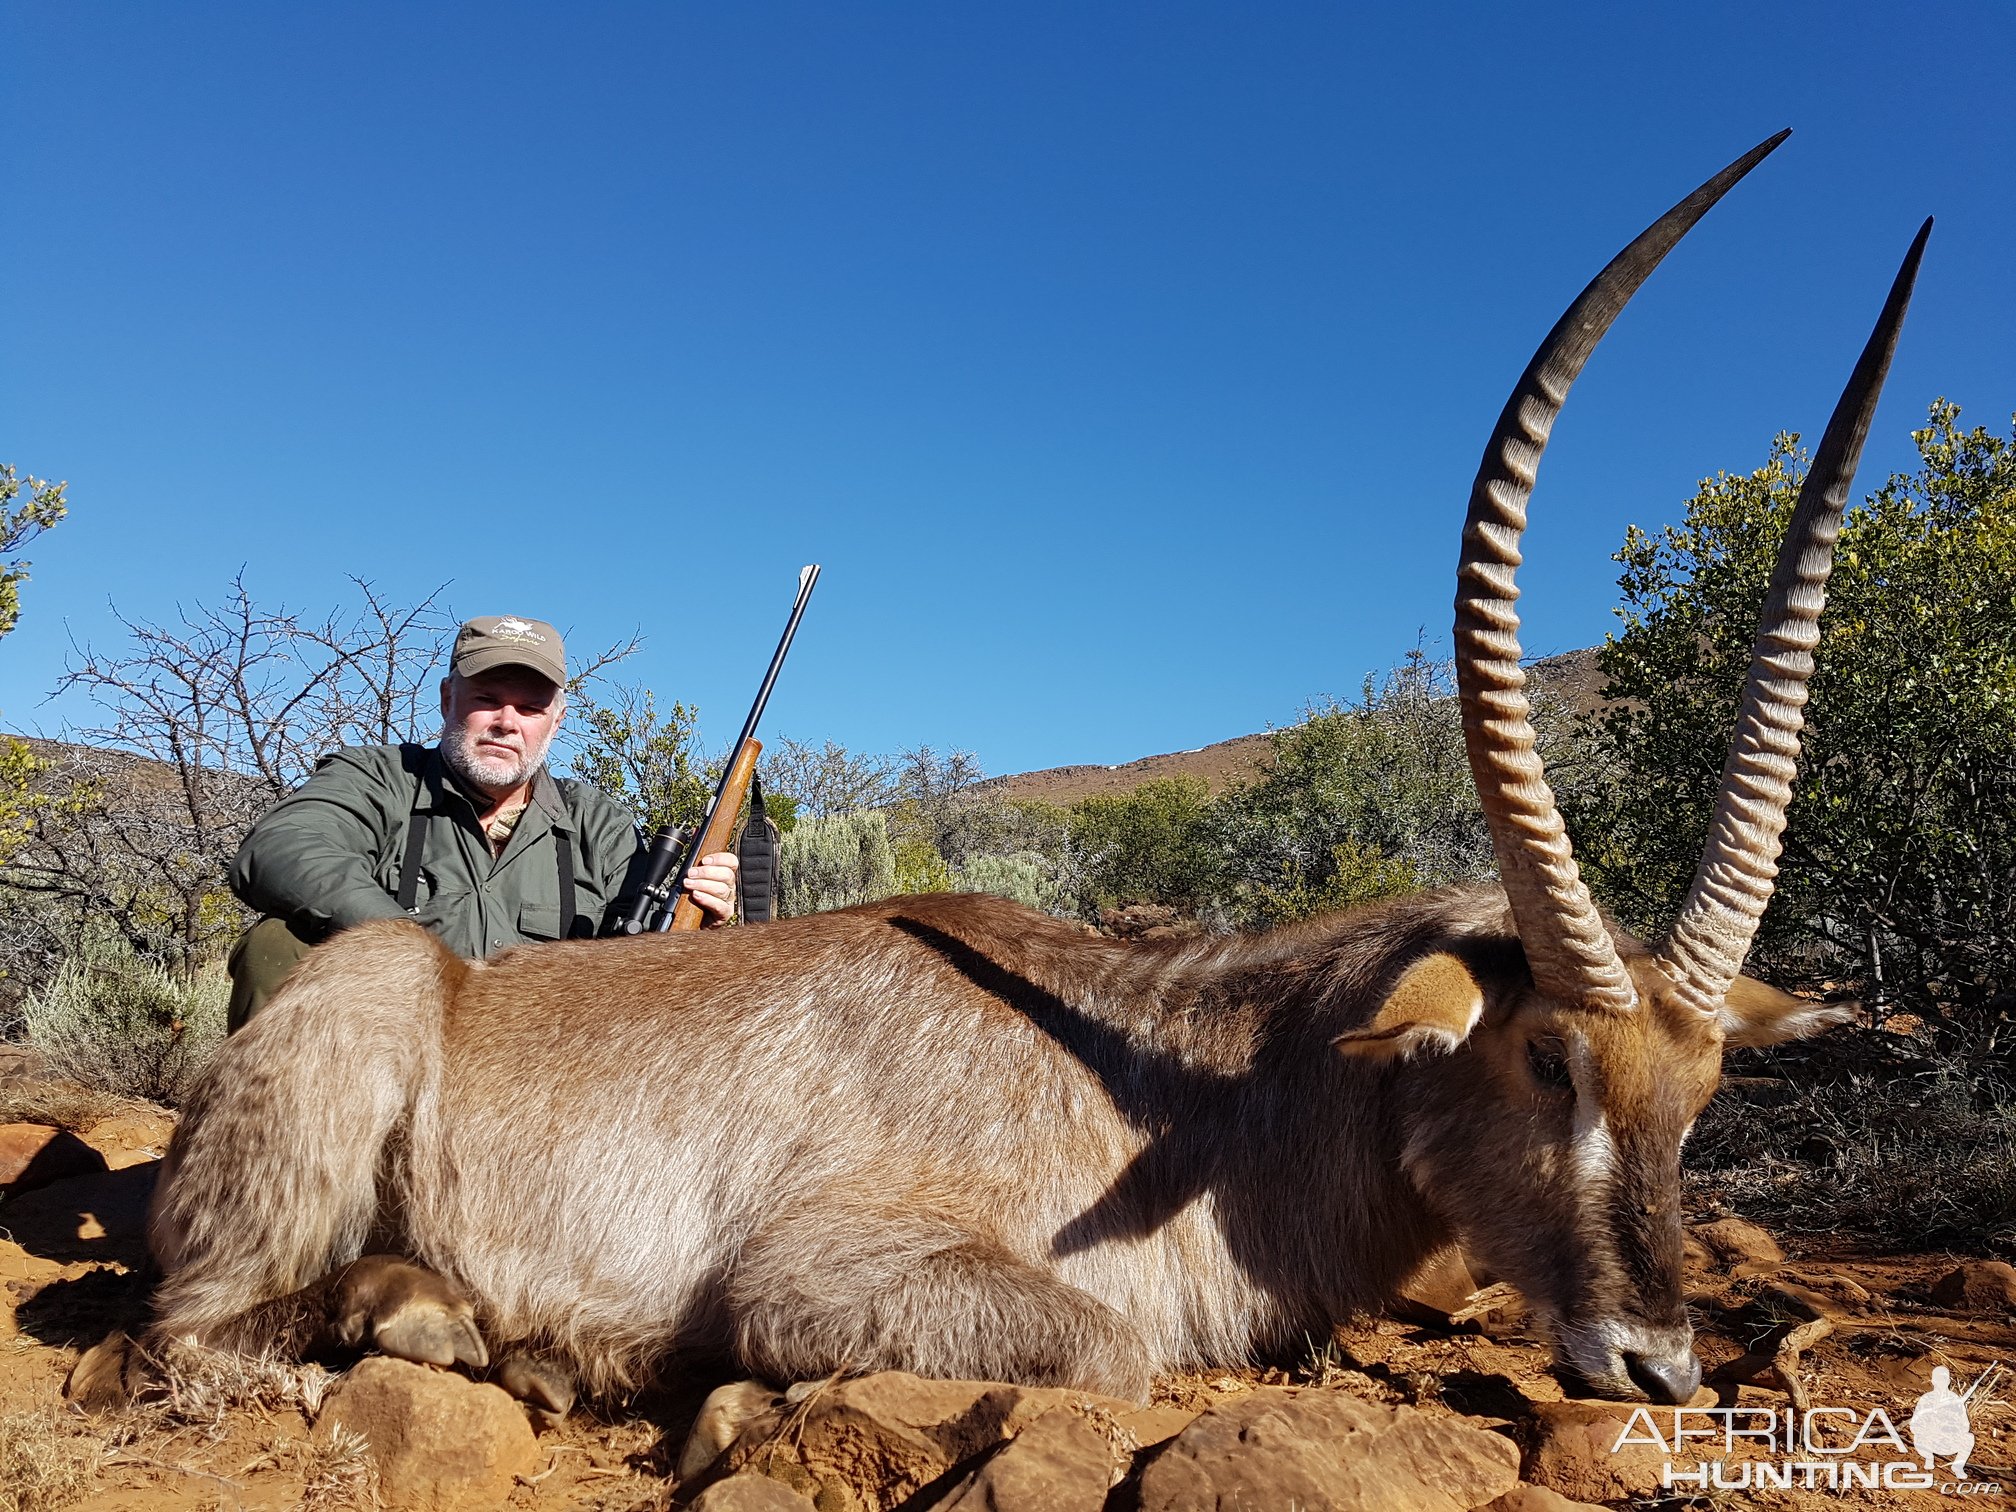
left=2, top=577, right=457, bottom=977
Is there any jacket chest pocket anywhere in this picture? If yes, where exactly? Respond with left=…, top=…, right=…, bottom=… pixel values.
left=517, top=898, right=564, bottom=942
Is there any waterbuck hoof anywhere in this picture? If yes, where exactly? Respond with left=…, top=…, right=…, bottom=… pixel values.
left=66, top=1330, right=146, bottom=1412
left=496, top=1351, right=576, bottom=1418
left=330, top=1254, right=489, bottom=1370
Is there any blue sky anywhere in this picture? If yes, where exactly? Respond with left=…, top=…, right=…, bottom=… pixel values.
left=3, top=3, right=2010, bottom=778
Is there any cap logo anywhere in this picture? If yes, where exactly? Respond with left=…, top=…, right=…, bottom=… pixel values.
left=492, top=617, right=544, bottom=643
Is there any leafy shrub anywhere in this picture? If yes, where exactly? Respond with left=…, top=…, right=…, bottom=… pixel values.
left=1068, top=777, right=1221, bottom=916
left=1242, top=838, right=1420, bottom=928
left=1572, top=403, right=2016, bottom=1051
left=1213, top=649, right=1523, bottom=927
left=21, top=931, right=226, bottom=1104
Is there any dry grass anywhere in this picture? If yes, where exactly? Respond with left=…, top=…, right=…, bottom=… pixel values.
left=0, top=1077, right=156, bottom=1131
left=300, top=1424, right=381, bottom=1511
left=1688, top=1037, right=2016, bottom=1256
left=133, top=1338, right=338, bottom=1428
left=235, top=1423, right=380, bottom=1511
left=0, top=1408, right=104, bottom=1512
left=9, top=1346, right=357, bottom=1512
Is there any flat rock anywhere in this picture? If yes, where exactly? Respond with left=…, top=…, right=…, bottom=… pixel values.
left=1691, top=1217, right=1784, bottom=1277
left=688, top=1475, right=818, bottom=1511
left=938, top=1404, right=1122, bottom=1512
left=1756, top=1280, right=1837, bottom=1320
left=315, top=1356, right=538, bottom=1512
left=1793, top=1269, right=1872, bottom=1305
left=719, top=1371, right=1169, bottom=1512
left=1930, top=1260, right=2016, bottom=1313
left=0, top=1123, right=108, bottom=1193
left=1481, top=1486, right=1609, bottom=1512
left=1519, top=1402, right=1675, bottom=1502
left=1136, top=1385, right=1519, bottom=1512
left=79, top=1108, right=177, bottom=1169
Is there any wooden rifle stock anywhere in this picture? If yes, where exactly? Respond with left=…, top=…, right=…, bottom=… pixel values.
left=666, top=738, right=762, bottom=932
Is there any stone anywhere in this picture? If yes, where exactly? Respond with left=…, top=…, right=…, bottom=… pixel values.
left=1098, top=904, right=1201, bottom=941
left=718, top=1371, right=1168, bottom=1512
left=1691, top=1217, right=1784, bottom=1277
left=688, top=1476, right=818, bottom=1511
left=1519, top=1401, right=1675, bottom=1503
left=1806, top=1274, right=1878, bottom=1306
left=1757, top=1280, right=1838, bottom=1320
left=0, top=1123, right=108, bottom=1193
left=1120, top=1404, right=1199, bottom=1449
left=1136, top=1385, right=1519, bottom=1512
left=1930, top=1260, right=2016, bottom=1314
left=314, top=1356, right=539, bottom=1512
left=1481, top=1486, right=1609, bottom=1512
left=938, top=1405, right=1122, bottom=1512
left=79, top=1108, right=177, bottom=1169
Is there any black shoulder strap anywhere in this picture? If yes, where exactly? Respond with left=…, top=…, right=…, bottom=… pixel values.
left=555, top=828, right=581, bottom=938
left=395, top=745, right=438, bottom=915
left=737, top=775, right=779, bottom=924
left=396, top=811, right=429, bottom=914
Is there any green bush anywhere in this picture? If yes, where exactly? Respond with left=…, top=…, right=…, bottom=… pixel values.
left=778, top=810, right=899, bottom=917
left=1068, top=777, right=1221, bottom=916
left=22, top=931, right=226, bottom=1105
left=1212, top=649, right=1521, bottom=927
left=1570, top=402, right=2016, bottom=1050
left=1242, top=838, right=1420, bottom=928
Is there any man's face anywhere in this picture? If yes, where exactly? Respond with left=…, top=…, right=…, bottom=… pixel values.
left=439, top=667, right=565, bottom=796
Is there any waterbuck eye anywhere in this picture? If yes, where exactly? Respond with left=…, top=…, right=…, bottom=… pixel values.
left=1527, top=1036, right=1574, bottom=1092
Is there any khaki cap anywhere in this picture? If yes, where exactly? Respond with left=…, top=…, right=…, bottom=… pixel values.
left=451, top=615, right=566, bottom=685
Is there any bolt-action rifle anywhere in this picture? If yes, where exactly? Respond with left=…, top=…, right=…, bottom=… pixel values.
left=616, top=564, right=820, bottom=933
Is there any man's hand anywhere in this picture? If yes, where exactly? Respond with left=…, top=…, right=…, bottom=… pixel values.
left=683, top=851, right=741, bottom=926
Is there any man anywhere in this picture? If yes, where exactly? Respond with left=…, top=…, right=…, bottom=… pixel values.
left=225, top=614, right=737, bottom=1029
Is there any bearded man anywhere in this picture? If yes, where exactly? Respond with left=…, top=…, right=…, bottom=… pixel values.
left=224, top=614, right=738, bottom=1030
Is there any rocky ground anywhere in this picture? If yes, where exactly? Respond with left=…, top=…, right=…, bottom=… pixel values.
left=2, top=1088, right=2011, bottom=1512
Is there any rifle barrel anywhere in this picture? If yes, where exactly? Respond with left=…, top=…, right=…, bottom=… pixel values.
left=623, top=564, right=820, bottom=934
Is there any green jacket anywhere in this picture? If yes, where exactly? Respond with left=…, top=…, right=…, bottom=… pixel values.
left=229, top=743, right=647, bottom=959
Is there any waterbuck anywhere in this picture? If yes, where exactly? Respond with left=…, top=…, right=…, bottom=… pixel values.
left=146, top=133, right=1927, bottom=1412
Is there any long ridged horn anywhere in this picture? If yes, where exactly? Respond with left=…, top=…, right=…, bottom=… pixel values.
left=1454, top=132, right=1789, bottom=1013
left=1657, top=220, right=1931, bottom=1017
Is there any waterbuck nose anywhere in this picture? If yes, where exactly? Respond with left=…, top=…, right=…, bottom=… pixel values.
left=1625, top=1349, right=1702, bottom=1404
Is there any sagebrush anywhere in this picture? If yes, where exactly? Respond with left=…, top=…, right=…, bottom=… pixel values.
left=22, top=931, right=227, bottom=1104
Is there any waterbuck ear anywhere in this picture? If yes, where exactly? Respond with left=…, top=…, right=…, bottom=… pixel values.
left=1719, top=975, right=1857, bottom=1048
left=1335, top=952, right=1486, bottom=1061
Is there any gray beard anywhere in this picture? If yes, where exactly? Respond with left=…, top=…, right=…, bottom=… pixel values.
left=439, top=722, right=554, bottom=796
